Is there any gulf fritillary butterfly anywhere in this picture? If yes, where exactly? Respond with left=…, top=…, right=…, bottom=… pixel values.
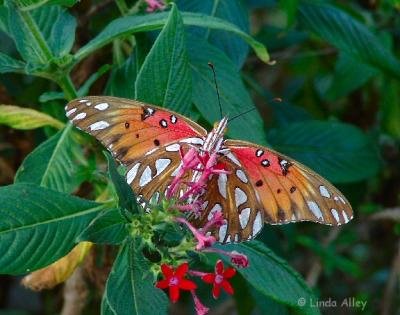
left=65, top=96, right=353, bottom=243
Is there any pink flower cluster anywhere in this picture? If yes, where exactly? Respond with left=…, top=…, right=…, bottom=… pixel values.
left=154, top=146, right=250, bottom=314
left=145, top=0, right=165, bottom=12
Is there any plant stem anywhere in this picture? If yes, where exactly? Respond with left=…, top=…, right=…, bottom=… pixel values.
left=115, top=0, right=129, bottom=15
left=57, top=75, right=78, bottom=101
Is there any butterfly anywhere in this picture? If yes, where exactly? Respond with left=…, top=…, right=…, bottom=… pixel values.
left=65, top=96, right=353, bottom=243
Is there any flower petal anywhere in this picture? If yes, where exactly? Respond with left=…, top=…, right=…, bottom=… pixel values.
left=155, top=279, right=169, bottom=289
left=221, top=280, right=234, bottom=295
left=201, top=274, right=215, bottom=284
left=169, top=285, right=180, bottom=303
left=161, top=264, right=174, bottom=278
left=212, top=284, right=221, bottom=299
left=215, top=260, right=224, bottom=274
left=223, top=267, right=236, bottom=278
left=179, top=279, right=197, bottom=291
left=175, top=262, right=189, bottom=277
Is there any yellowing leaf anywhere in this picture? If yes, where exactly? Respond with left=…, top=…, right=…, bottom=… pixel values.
left=0, top=105, right=64, bottom=130
left=22, top=242, right=92, bottom=291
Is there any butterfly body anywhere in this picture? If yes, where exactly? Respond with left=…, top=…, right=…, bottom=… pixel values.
left=66, top=96, right=353, bottom=244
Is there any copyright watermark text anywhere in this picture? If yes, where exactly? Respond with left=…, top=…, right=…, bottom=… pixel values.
left=297, top=297, right=367, bottom=311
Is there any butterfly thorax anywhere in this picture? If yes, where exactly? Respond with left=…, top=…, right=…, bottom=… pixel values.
left=202, top=117, right=228, bottom=153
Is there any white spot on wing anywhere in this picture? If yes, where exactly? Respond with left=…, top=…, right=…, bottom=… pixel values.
left=180, top=137, right=204, bottom=145
left=127, top=163, right=141, bottom=184
left=73, top=112, right=86, bottom=120
left=319, top=185, right=330, bottom=198
left=339, top=196, right=346, bottom=204
left=307, top=201, right=323, bottom=220
left=239, top=208, right=251, bottom=229
left=151, top=192, right=160, bottom=203
left=331, top=208, right=340, bottom=223
left=252, top=211, right=263, bottom=236
left=145, top=147, right=158, bottom=156
left=236, top=169, right=248, bottom=183
left=139, top=166, right=152, bottom=187
left=235, top=187, right=247, bottom=207
left=78, top=99, right=88, bottom=103
left=66, top=108, right=76, bottom=117
left=208, top=203, right=222, bottom=221
left=155, top=158, right=171, bottom=176
left=171, top=162, right=182, bottom=177
left=90, top=121, right=109, bottom=131
left=226, top=152, right=241, bottom=166
left=342, top=211, right=349, bottom=223
left=219, top=223, right=227, bottom=241
left=218, top=174, right=227, bottom=199
left=166, top=143, right=180, bottom=152
left=94, top=102, right=109, bottom=111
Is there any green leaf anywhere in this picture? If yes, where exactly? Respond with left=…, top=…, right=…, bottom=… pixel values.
left=74, top=11, right=269, bottom=65
left=15, top=124, right=85, bottom=193
left=217, top=241, right=319, bottom=314
left=252, top=289, right=289, bottom=315
left=78, top=64, right=111, bottom=97
left=176, top=0, right=250, bottom=67
left=135, top=4, right=192, bottom=114
left=6, top=3, right=76, bottom=65
left=0, top=104, right=64, bottom=129
left=243, top=74, right=312, bottom=127
left=299, top=2, right=400, bottom=79
left=0, top=183, right=102, bottom=274
left=13, top=0, right=77, bottom=11
left=39, top=91, right=65, bottom=102
left=78, top=209, right=127, bottom=245
left=188, top=38, right=267, bottom=145
left=105, top=152, right=138, bottom=214
left=325, top=53, right=378, bottom=101
left=0, top=53, right=26, bottom=74
left=48, top=7, right=76, bottom=57
left=105, top=54, right=137, bottom=99
left=296, top=235, right=361, bottom=278
left=102, top=237, right=168, bottom=315
left=268, top=121, right=382, bottom=183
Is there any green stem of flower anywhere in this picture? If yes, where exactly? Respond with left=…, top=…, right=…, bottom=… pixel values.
left=57, top=75, right=78, bottom=101
left=115, top=0, right=129, bottom=15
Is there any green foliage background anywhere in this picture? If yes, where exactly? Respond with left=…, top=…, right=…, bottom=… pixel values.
left=0, top=0, right=399, bottom=314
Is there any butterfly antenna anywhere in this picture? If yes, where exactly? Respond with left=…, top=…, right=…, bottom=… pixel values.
left=228, top=107, right=256, bottom=122
left=208, top=62, right=223, bottom=119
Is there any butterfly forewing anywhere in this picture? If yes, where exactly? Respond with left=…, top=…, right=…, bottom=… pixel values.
left=65, top=96, right=207, bottom=166
left=225, top=140, right=353, bottom=226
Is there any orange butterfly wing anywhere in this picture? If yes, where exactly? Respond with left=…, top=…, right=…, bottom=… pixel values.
left=65, top=96, right=206, bottom=164
left=65, top=96, right=207, bottom=201
left=225, top=140, right=353, bottom=226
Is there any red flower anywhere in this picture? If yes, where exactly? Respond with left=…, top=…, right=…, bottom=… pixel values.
left=156, top=262, right=197, bottom=302
left=201, top=260, right=236, bottom=299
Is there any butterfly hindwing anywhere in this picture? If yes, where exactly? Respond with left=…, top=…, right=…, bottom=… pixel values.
left=65, top=96, right=207, bottom=166
left=126, top=141, right=203, bottom=205
left=191, top=155, right=264, bottom=244
left=225, top=140, right=353, bottom=226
